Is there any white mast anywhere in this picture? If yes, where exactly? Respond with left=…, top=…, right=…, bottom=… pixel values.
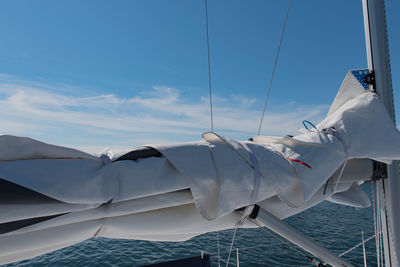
left=362, top=0, right=399, bottom=266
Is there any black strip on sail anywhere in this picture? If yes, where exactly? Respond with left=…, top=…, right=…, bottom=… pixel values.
left=0, top=178, right=64, bottom=204
left=0, top=213, right=68, bottom=235
left=114, top=147, right=162, bottom=161
left=142, top=255, right=211, bottom=267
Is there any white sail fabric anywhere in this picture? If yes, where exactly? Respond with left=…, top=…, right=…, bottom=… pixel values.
left=319, top=92, right=400, bottom=163
left=1, top=72, right=400, bottom=264
left=0, top=135, right=97, bottom=161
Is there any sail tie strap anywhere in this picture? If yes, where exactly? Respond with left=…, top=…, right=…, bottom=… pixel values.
left=248, top=149, right=261, bottom=204
left=242, top=143, right=261, bottom=206
left=226, top=143, right=262, bottom=227
left=230, top=143, right=262, bottom=225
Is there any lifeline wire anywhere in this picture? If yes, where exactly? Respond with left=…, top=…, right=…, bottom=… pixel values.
left=257, top=0, right=292, bottom=136
left=204, top=0, right=214, bottom=132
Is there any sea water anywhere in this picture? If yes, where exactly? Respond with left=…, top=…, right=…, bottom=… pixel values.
left=5, top=183, right=377, bottom=266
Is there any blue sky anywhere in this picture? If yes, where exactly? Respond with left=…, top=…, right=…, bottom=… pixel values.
left=0, top=0, right=398, bottom=152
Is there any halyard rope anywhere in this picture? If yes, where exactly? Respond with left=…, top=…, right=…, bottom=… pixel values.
left=257, top=0, right=293, bottom=136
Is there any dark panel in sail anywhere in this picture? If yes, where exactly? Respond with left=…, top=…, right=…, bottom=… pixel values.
left=114, top=147, right=162, bottom=162
left=0, top=213, right=68, bottom=235
left=0, top=178, right=63, bottom=204
left=142, top=255, right=210, bottom=267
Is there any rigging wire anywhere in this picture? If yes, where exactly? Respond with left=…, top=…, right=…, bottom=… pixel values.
left=332, top=160, right=348, bottom=193
left=257, top=0, right=293, bottom=136
left=339, top=232, right=378, bottom=257
left=204, top=0, right=214, bottom=132
left=225, top=227, right=238, bottom=267
left=217, top=231, right=221, bottom=267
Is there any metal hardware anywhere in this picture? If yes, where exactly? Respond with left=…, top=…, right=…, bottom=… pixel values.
left=372, top=160, right=388, bottom=180
left=363, top=70, right=376, bottom=89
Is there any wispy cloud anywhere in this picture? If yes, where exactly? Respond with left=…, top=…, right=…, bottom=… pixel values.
left=0, top=74, right=329, bottom=153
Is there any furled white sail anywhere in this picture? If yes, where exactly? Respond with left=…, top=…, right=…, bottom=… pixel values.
left=1, top=71, right=400, bottom=265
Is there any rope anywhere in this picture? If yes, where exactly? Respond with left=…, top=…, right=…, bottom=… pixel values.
left=217, top=231, right=221, bottom=267
left=204, top=0, right=214, bottom=132
left=236, top=248, right=240, bottom=267
left=338, top=232, right=378, bottom=257
left=302, top=120, right=317, bottom=130
left=332, top=160, right=348, bottom=193
left=225, top=227, right=238, bottom=267
left=257, top=0, right=293, bottom=136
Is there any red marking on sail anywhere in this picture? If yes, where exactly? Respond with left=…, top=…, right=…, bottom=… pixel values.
left=289, top=159, right=312, bottom=169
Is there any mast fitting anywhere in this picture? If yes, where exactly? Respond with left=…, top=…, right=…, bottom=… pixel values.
left=371, top=160, right=388, bottom=181
left=362, top=70, right=376, bottom=89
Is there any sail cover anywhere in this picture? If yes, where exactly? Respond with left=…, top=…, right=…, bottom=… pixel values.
left=1, top=72, right=400, bottom=264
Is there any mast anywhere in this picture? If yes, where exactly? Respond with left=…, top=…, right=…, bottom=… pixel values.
left=362, top=0, right=399, bottom=266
